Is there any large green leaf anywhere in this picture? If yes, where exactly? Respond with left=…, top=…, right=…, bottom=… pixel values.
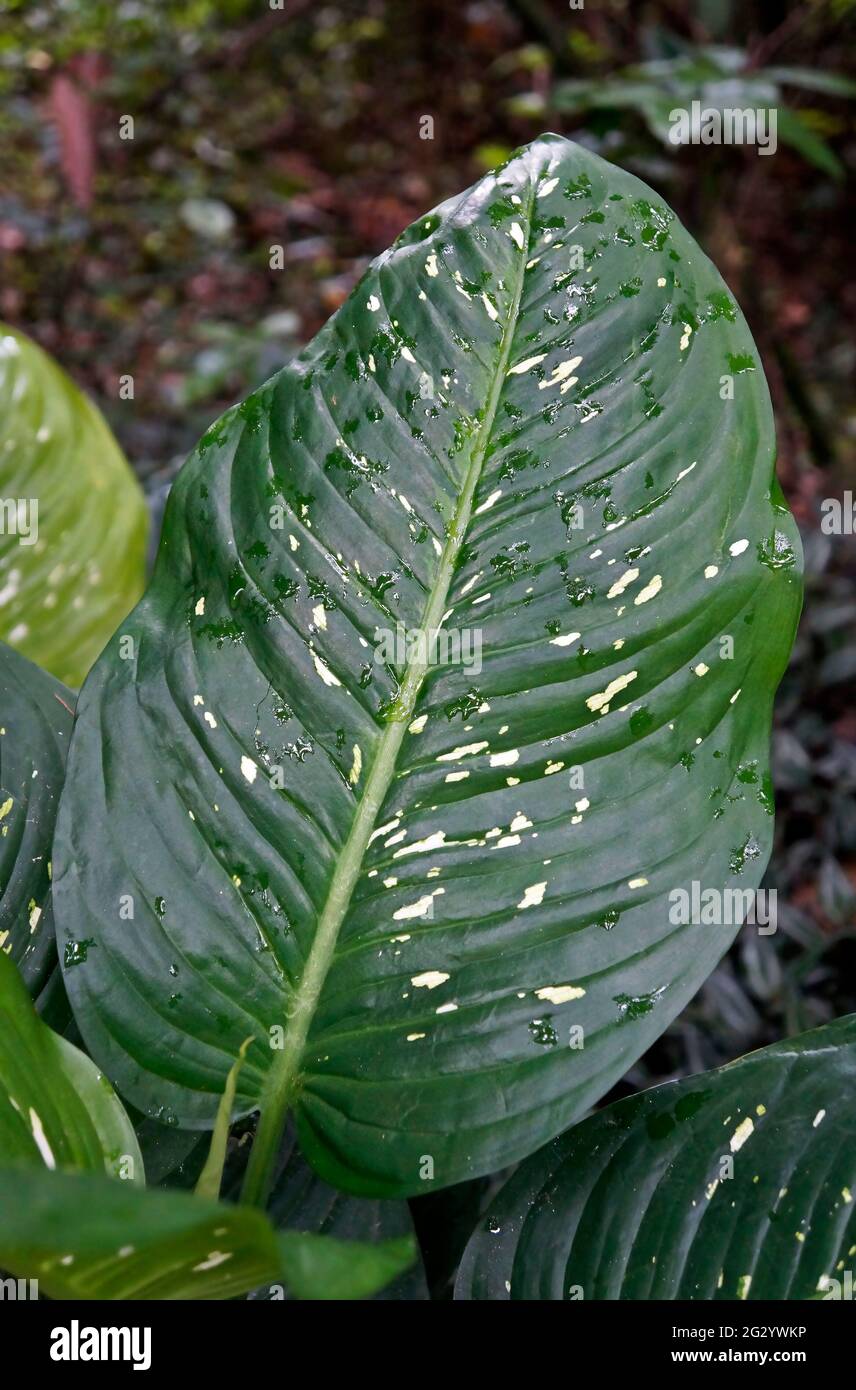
left=0, top=325, right=147, bottom=687
left=455, top=1014, right=856, bottom=1300
left=0, top=950, right=142, bottom=1179
left=53, top=134, right=801, bottom=1199
left=0, top=643, right=72, bottom=999
left=0, top=1166, right=415, bottom=1300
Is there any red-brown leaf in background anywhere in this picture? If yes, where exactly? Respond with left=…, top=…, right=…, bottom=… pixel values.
left=47, top=73, right=95, bottom=210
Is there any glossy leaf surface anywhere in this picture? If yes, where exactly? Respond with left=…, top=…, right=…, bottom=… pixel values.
left=456, top=1015, right=856, bottom=1300
left=54, top=135, right=801, bottom=1197
left=0, top=643, right=72, bottom=998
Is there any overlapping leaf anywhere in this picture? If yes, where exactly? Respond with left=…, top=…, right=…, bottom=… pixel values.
left=54, top=134, right=801, bottom=1198
left=455, top=1015, right=856, bottom=1300
left=0, top=643, right=72, bottom=1000
left=0, top=324, right=147, bottom=686
left=0, top=1166, right=415, bottom=1301
left=0, top=950, right=142, bottom=1179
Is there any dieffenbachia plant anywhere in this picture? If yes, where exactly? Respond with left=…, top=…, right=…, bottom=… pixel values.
left=51, top=133, right=801, bottom=1210
left=456, top=1014, right=856, bottom=1301
left=0, top=324, right=148, bottom=688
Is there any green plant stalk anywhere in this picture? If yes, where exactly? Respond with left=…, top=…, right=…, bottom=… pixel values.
left=239, top=180, right=537, bottom=1208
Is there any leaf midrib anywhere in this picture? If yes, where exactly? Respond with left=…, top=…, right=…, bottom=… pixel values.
left=240, top=173, right=539, bottom=1205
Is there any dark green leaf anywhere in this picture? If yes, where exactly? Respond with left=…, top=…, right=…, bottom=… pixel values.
left=0, top=643, right=72, bottom=998
left=411, top=1177, right=492, bottom=1298
left=132, top=1115, right=206, bottom=1189
left=276, top=1230, right=416, bottom=1301
left=53, top=135, right=801, bottom=1199
left=455, top=1015, right=856, bottom=1300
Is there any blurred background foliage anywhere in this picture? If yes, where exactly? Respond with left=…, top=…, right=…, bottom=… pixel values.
left=1, top=0, right=855, bottom=1255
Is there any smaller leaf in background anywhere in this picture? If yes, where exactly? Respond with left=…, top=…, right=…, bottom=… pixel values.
left=0, top=950, right=142, bottom=1181
left=818, top=856, right=856, bottom=929
left=0, top=1166, right=416, bottom=1301
left=764, top=68, right=856, bottom=99
left=164, top=312, right=300, bottom=409
left=0, top=643, right=73, bottom=1001
left=772, top=727, right=814, bottom=790
left=410, top=1176, right=493, bottom=1299
left=0, top=325, right=148, bottom=687
left=818, top=642, right=856, bottom=687
left=738, top=927, right=783, bottom=1003
left=46, top=73, right=95, bottom=211
left=132, top=1114, right=206, bottom=1189
left=473, top=142, right=515, bottom=171
left=277, top=1230, right=416, bottom=1302
left=552, top=42, right=854, bottom=178
left=775, top=106, right=845, bottom=181
left=455, top=1014, right=856, bottom=1300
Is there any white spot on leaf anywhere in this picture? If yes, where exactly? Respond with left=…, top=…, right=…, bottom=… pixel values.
left=586, top=671, right=638, bottom=713
left=518, top=882, right=547, bottom=910
left=535, top=983, right=585, bottom=1004
left=634, top=575, right=662, bottom=605
left=411, top=970, right=450, bottom=989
